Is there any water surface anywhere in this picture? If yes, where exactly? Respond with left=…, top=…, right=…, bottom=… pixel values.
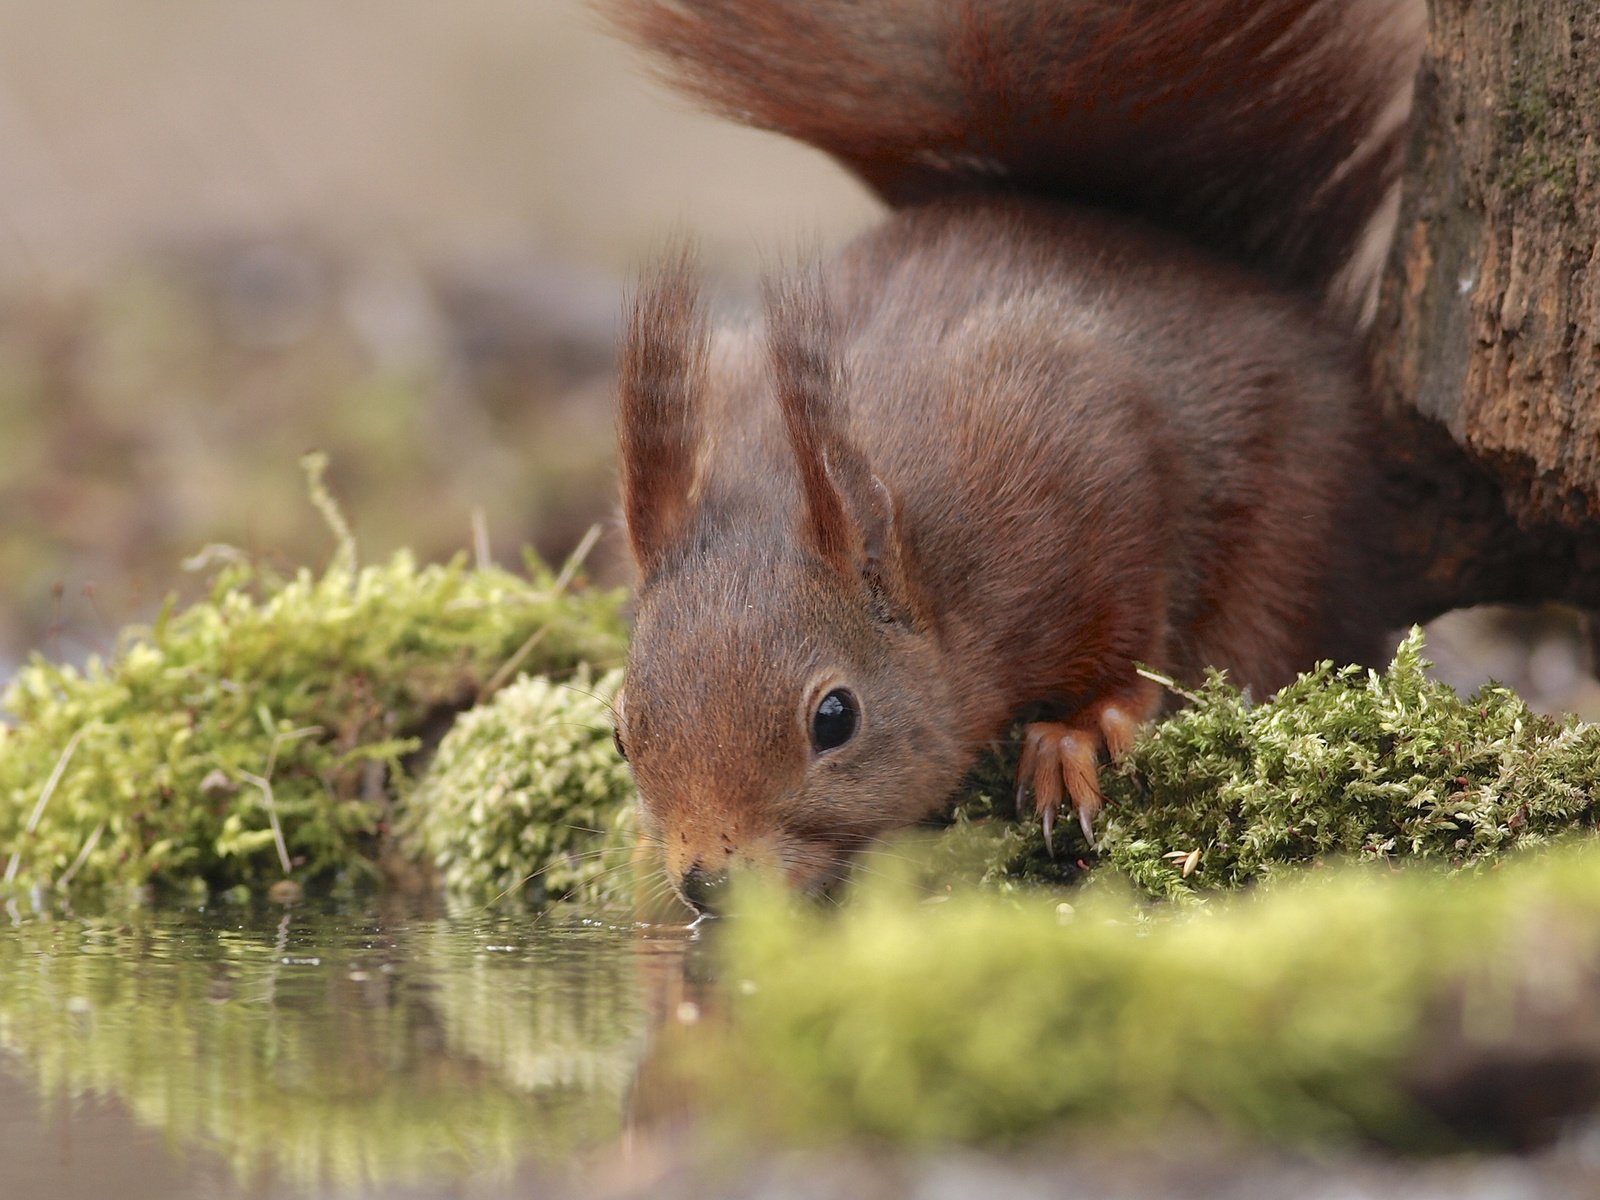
left=0, top=897, right=697, bottom=1198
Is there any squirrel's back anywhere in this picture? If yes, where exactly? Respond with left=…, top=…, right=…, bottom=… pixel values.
left=701, top=194, right=1378, bottom=696
left=602, top=0, right=1424, bottom=325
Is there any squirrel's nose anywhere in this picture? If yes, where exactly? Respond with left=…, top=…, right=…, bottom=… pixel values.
left=677, top=864, right=730, bottom=915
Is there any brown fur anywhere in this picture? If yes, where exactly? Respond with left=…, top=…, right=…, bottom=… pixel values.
left=617, top=249, right=708, bottom=578
left=604, top=0, right=1423, bottom=907
left=600, top=0, right=1423, bottom=321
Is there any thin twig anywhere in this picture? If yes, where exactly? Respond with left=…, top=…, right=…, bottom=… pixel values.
left=552, top=523, right=603, bottom=594
left=238, top=724, right=323, bottom=878
left=4, top=722, right=93, bottom=885
left=56, top=820, right=106, bottom=890
left=1136, top=665, right=1203, bottom=705
left=237, top=770, right=293, bottom=878
left=471, top=506, right=492, bottom=572
left=301, top=451, right=357, bottom=583
left=481, top=627, right=549, bottom=700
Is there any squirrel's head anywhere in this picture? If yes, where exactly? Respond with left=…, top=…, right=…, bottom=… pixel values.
left=612, top=253, right=966, bottom=915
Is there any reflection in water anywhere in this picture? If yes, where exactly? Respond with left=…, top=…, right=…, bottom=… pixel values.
left=0, top=898, right=701, bottom=1195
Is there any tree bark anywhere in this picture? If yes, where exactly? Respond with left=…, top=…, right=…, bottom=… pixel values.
left=1369, top=0, right=1600, bottom=623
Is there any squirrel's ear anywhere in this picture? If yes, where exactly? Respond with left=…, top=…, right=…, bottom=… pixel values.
left=765, top=272, right=913, bottom=620
left=618, top=250, right=707, bottom=578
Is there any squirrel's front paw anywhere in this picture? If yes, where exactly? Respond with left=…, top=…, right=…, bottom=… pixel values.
left=1015, top=692, right=1151, bottom=854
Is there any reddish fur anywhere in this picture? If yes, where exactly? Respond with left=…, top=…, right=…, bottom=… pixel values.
left=618, top=250, right=708, bottom=578
left=764, top=275, right=856, bottom=576
left=603, top=0, right=1424, bottom=906
left=600, top=0, right=1423, bottom=316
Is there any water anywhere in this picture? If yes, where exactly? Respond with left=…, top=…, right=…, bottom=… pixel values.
left=12, top=900, right=1596, bottom=1200
left=0, top=897, right=699, bottom=1199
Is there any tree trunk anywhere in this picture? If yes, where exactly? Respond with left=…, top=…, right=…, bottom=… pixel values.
left=1369, top=0, right=1600, bottom=624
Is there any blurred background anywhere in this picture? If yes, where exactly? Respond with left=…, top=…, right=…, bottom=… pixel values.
left=0, top=0, right=876, bottom=675
left=0, top=0, right=1593, bottom=716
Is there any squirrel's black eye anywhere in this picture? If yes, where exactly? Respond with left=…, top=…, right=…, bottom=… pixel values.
left=612, top=725, right=628, bottom=762
left=811, top=688, right=859, bottom=753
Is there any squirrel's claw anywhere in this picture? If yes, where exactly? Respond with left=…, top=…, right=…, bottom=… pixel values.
left=1016, top=732, right=1040, bottom=819
left=1019, top=689, right=1157, bottom=852
left=1018, top=720, right=1099, bottom=851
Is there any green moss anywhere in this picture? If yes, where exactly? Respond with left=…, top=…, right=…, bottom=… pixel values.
left=0, top=456, right=628, bottom=898
left=405, top=667, right=636, bottom=905
left=11, top=479, right=1600, bottom=1158
left=950, top=630, right=1600, bottom=902
left=1499, top=31, right=1580, bottom=202
left=701, top=845, right=1600, bottom=1148
left=686, top=633, right=1600, bottom=1147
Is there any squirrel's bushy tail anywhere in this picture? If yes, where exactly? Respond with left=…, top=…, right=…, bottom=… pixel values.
left=601, top=0, right=1424, bottom=324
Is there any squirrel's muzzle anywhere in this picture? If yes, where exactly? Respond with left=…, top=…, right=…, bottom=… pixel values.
left=668, top=840, right=855, bottom=916
left=675, top=864, right=731, bottom=915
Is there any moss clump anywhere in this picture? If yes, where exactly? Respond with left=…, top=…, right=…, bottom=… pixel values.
left=703, top=846, right=1600, bottom=1148
left=406, top=668, right=636, bottom=905
left=0, top=458, right=628, bottom=898
left=952, top=630, right=1600, bottom=902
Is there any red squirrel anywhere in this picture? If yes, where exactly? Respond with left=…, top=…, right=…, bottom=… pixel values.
left=601, top=0, right=1426, bottom=912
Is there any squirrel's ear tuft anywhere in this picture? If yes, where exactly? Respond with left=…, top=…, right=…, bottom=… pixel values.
left=765, top=271, right=913, bottom=620
left=618, top=248, right=707, bottom=578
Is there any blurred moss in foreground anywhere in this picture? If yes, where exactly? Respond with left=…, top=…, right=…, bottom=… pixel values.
left=951, top=629, right=1600, bottom=901
left=700, top=845, right=1600, bottom=1148
left=0, top=456, right=628, bottom=898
